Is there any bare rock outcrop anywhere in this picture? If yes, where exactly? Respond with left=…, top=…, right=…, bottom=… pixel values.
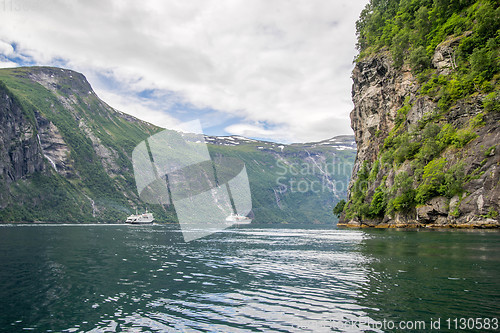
left=0, top=83, right=45, bottom=184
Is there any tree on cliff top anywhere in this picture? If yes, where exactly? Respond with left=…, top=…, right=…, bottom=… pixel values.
left=355, top=0, right=499, bottom=72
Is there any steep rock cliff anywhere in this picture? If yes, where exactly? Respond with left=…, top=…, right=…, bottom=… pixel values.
left=341, top=50, right=499, bottom=228
left=0, top=82, right=45, bottom=184
left=339, top=0, right=499, bottom=228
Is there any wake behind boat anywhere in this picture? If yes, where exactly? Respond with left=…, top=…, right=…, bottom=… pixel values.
left=126, top=209, right=154, bottom=224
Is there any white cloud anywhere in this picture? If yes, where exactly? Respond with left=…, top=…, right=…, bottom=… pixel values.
left=0, top=40, right=14, bottom=56
left=94, top=89, right=183, bottom=131
left=0, top=60, right=18, bottom=68
left=0, top=0, right=367, bottom=142
left=0, top=39, right=17, bottom=68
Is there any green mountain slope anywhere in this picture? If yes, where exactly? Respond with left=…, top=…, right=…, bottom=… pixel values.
left=0, top=66, right=355, bottom=224
left=206, top=135, right=355, bottom=224
left=0, top=67, right=169, bottom=222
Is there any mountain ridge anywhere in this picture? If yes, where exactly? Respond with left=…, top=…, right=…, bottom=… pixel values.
left=0, top=66, right=355, bottom=224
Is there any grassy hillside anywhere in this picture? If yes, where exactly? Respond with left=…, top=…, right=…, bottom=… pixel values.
left=207, top=138, right=355, bottom=224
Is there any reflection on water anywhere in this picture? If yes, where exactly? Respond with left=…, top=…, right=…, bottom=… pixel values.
left=356, top=229, right=500, bottom=327
left=0, top=225, right=498, bottom=332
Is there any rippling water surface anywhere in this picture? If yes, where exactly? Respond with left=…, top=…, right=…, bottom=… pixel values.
left=0, top=225, right=498, bottom=332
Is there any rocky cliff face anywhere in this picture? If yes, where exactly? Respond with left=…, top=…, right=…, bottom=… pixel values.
left=340, top=41, right=500, bottom=228
left=348, top=54, right=414, bottom=185
left=0, top=83, right=45, bottom=185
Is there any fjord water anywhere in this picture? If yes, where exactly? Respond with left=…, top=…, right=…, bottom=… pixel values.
left=0, top=225, right=498, bottom=332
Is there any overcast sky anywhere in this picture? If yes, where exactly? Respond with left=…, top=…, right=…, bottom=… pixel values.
left=0, top=0, right=367, bottom=143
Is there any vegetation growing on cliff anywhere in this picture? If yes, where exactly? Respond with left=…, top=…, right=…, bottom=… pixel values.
left=357, top=0, right=499, bottom=113
left=341, top=0, right=500, bottom=223
left=356, top=0, right=499, bottom=70
left=356, top=0, right=499, bottom=115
